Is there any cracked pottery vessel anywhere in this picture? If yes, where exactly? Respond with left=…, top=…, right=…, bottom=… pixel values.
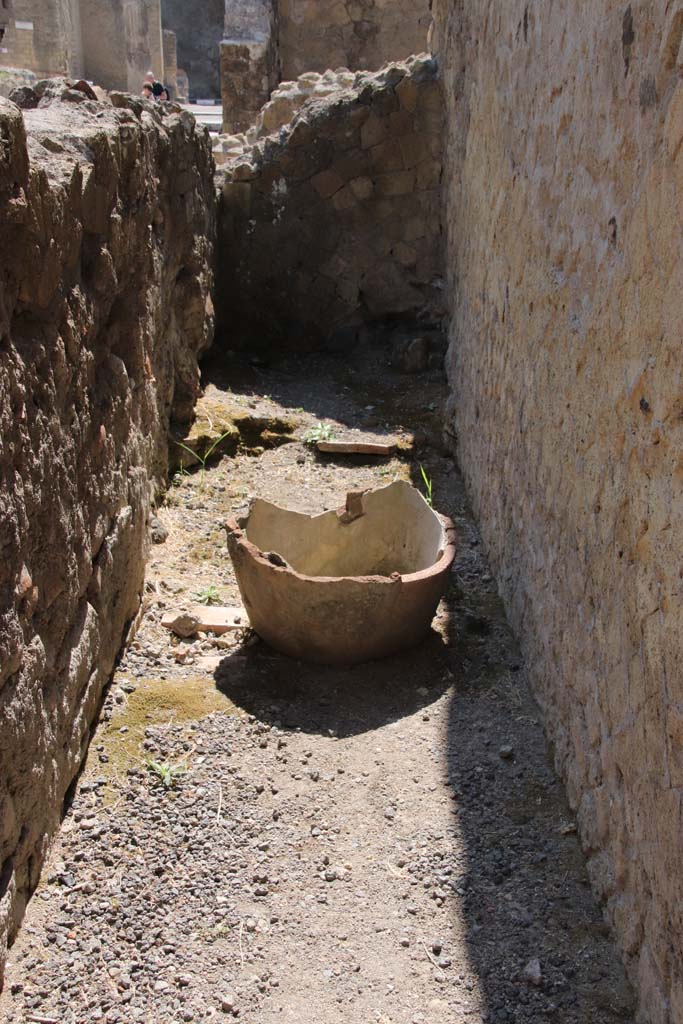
left=224, top=480, right=456, bottom=665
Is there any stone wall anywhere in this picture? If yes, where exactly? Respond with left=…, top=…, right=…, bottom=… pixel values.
left=432, top=2, right=683, bottom=1021
left=0, top=1, right=11, bottom=41
left=0, top=0, right=165, bottom=92
left=80, top=0, right=165, bottom=93
left=215, top=55, right=443, bottom=349
left=162, top=28, right=178, bottom=98
left=139, top=0, right=165, bottom=87
left=0, top=0, right=82, bottom=77
left=221, top=0, right=279, bottom=133
left=218, top=0, right=433, bottom=134
left=161, top=0, right=224, bottom=98
left=0, top=87, right=214, bottom=986
left=278, top=0, right=432, bottom=80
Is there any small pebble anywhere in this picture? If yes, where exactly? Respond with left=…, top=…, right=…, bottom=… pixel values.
left=522, top=957, right=543, bottom=986
left=220, top=992, right=236, bottom=1012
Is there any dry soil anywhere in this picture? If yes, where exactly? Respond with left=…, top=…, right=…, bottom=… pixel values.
left=0, top=344, right=633, bottom=1024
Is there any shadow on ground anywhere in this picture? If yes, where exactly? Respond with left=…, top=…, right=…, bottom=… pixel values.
left=214, top=633, right=453, bottom=739
left=200, top=339, right=447, bottom=450
left=440, top=522, right=634, bottom=1023
left=208, top=341, right=635, bottom=1023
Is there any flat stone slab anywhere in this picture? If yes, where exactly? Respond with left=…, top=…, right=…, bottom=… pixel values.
left=161, top=606, right=248, bottom=637
left=316, top=440, right=397, bottom=456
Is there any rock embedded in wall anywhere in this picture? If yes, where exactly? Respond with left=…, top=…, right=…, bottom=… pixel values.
left=432, top=2, right=683, bottom=1022
left=215, top=54, right=444, bottom=349
left=0, top=87, right=214, bottom=986
left=0, top=67, right=35, bottom=100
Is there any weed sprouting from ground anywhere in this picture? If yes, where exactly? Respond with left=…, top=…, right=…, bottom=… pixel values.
left=175, top=429, right=234, bottom=488
left=192, top=584, right=221, bottom=606
left=303, top=421, right=336, bottom=446
left=145, top=759, right=187, bottom=790
left=419, top=464, right=434, bottom=507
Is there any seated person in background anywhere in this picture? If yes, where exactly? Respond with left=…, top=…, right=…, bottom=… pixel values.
left=141, top=82, right=154, bottom=100
left=144, top=69, right=164, bottom=99
left=159, top=86, right=171, bottom=101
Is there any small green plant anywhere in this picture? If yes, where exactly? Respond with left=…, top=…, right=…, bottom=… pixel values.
left=171, top=465, right=189, bottom=487
left=193, top=584, right=221, bottom=606
left=174, top=429, right=234, bottom=488
left=145, top=759, right=187, bottom=790
left=303, top=421, right=336, bottom=446
left=419, top=464, right=434, bottom=507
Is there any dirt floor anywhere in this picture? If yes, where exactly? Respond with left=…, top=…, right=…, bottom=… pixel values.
left=0, top=343, right=634, bottom=1024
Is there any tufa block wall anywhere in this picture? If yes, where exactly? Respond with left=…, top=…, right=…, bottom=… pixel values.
left=219, top=0, right=433, bottom=134
left=0, top=87, right=214, bottom=986
left=278, top=0, right=432, bottom=80
left=0, top=0, right=166, bottom=93
left=432, top=2, right=683, bottom=1021
left=221, top=0, right=279, bottom=134
left=0, top=0, right=81, bottom=78
left=215, top=55, right=444, bottom=349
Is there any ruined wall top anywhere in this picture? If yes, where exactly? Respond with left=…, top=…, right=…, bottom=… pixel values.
left=278, top=0, right=432, bottom=79
left=216, top=54, right=444, bottom=350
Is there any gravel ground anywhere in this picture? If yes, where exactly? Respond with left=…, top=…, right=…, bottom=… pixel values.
left=0, top=345, right=634, bottom=1024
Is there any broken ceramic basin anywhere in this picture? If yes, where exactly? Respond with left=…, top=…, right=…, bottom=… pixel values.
left=224, top=480, right=456, bottom=666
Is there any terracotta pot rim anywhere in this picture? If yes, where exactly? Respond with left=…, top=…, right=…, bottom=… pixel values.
left=224, top=512, right=457, bottom=585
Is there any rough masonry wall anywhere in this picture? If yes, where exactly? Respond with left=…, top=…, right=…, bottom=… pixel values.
left=278, top=0, right=432, bottom=79
left=221, top=0, right=279, bottom=133
left=432, top=2, right=683, bottom=1021
left=161, top=0, right=224, bottom=98
left=0, top=0, right=165, bottom=93
left=215, top=55, right=443, bottom=349
left=138, top=0, right=165, bottom=88
left=80, top=0, right=165, bottom=93
left=0, top=0, right=82, bottom=78
left=0, top=88, right=214, bottom=985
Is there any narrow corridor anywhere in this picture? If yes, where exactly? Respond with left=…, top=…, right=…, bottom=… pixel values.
left=0, top=344, right=633, bottom=1024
